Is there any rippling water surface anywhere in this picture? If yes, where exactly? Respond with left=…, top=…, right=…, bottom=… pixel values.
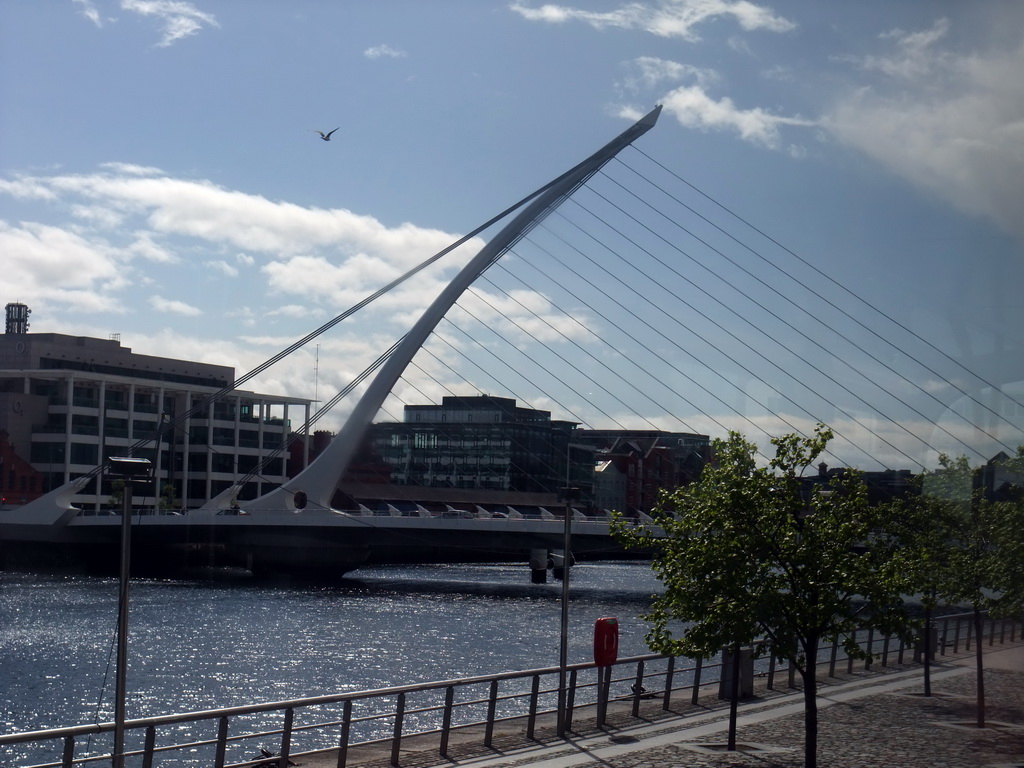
left=0, top=561, right=662, bottom=735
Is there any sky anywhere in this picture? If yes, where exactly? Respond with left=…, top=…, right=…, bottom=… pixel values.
left=3, top=1, right=1024, bottom=473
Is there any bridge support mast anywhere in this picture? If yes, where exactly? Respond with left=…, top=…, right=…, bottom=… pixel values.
left=245, top=106, right=662, bottom=513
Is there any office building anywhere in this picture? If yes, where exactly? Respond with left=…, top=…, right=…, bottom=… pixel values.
left=0, top=303, right=313, bottom=510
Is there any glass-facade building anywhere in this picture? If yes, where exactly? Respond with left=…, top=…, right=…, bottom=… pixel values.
left=368, top=395, right=594, bottom=499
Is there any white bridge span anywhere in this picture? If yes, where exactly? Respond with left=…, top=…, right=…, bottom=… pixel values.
left=0, top=107, right=662, bottom=578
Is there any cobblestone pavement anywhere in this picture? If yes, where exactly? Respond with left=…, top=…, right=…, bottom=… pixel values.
left=564, top=667, right=1024, bottom=768
left=306, top=644, right=1024, bottom=768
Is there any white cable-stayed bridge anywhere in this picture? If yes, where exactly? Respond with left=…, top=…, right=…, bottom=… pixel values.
left=4, top=104, right=1023, bottom=579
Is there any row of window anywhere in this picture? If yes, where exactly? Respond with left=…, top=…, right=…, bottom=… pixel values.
left=29, top=443, right=285, bottom=476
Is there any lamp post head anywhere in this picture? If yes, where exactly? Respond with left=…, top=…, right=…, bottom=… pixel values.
left=108, top=456, right=153, bottom=480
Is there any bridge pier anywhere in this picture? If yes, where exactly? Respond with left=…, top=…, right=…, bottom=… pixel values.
left=529, top=548, right=549, bottom=584
left=550, top=549, right=575, bottom=581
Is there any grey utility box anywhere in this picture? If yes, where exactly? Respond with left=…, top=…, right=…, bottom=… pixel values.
left=718, top=647, right=755, bottom=700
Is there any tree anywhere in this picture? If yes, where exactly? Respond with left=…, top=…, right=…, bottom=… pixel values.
left=890, top=449, right=1024, bottom=727
left=157, top=482, right=180, bottom=512
left=612, top=426, right=912, bottom=768
left=108, top=479, right=125, bottom=510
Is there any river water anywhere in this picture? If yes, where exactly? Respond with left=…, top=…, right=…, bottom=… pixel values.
left=0, top=561, right=664, bottom=739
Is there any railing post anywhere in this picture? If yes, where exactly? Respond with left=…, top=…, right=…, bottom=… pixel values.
left=691, top=658, right=703, bottom=705
left=62, top=735, right=75, bottom=768
left=336, top=700, right=352, bottom=768
left=142, top=725, right=156, bottom=768
left=440, top=685, right=455, bottom=758
left=214, top=716, right=229, bottom=768
left=391, top=693, right=405, bottom=767
left=881, top=634, right=890, bottom=667
left=484, top=681, right=498, bottom=748
left=279, top=707, right=294, bottom=768
left=526, top=675, right=541, bottom=740
left=662, top=656, right=675, bottom=710
left=941, top=618, right=949, bottom=655
left=631, top=661, right=645, bottom=717
left=596, top=667, right=609, bottom=728
left=566, top=669, right=578, bottom=731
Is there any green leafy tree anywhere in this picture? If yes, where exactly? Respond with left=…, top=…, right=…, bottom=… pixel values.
left=613, top=426, right=913, bottom=768
left=157, top=482, right=180, bottom=511
left=890, top=450, right=1024, bottom=726
left=108, top=479, right=125, bottom=509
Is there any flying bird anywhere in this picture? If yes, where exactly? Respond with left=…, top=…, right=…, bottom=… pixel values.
left=314, top=127, right=340, bottom=141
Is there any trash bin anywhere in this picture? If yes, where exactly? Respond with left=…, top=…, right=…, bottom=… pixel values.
left=718, top=647, right=754, bottom=700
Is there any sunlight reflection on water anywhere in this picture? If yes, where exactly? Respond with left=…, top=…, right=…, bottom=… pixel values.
left=0, top=561, right=662, bottom=734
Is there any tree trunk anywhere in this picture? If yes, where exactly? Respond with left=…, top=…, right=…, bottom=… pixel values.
left=802, top=668, right=818, bottom=768
left=973, top=606, right=986, bottom=728
left=801, top=636, right=819, bottom=768
left=923, top=602, right=932, bottom=696
left=728, top=642, right=741, bottom=750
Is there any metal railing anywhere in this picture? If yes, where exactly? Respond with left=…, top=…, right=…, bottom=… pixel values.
left=2, top=612, right=1018, bottom=768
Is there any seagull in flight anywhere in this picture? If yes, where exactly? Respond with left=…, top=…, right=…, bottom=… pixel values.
left=314, top=127, right=340, bottom=142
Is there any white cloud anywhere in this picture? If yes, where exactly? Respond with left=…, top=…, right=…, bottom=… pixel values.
left=266, top=305, right=314, bottom=318
left=827, top=21, right=1024, bottom=243
left=510, top=0, right=795, bottom=41
left=73, top=0, right=103, bottom=27
left=619, top=56, right=716, bottom=93
left=866, top=19, right=952, bottom=81
left=0, top=165, right=484, bottom=333
left=208, top=259, right=238, bottom=277
left=0, top=220, right=129, bottom=312
left=364, top=44, right=407, bottom=59
left=615, top=56, right=811, bottom=149
left=100, top=161, right=166, bottom=176
left=150, top=295, right=202, bottom=315
left=1, top=168, right=473, bottom=267
left=659, top=84, right=815, bottom=148
left=120, top=0, right=218, bottom=47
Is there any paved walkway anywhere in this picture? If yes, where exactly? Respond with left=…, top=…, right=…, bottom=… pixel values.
left=327, top=644, right=1024, bottom=768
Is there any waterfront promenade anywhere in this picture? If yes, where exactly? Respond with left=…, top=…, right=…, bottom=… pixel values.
left=323, top=644, right=1024, bottom=768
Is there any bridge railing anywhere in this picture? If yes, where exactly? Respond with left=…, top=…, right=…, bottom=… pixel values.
left=1, top=612, right=1018, bottom=768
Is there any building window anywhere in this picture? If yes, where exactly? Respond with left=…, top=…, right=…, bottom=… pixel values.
left=69, top=443, right=99, bottom=465
left=211, top=453, right=234, bottom=473
left=31, top=443, right=65, bottom=464
left=71, top=414, right=99, bottom=436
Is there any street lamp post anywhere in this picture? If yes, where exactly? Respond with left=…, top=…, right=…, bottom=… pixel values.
left=556, top=485, right=579, bottom=738
left=109, top=456, right=152, bottom=768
